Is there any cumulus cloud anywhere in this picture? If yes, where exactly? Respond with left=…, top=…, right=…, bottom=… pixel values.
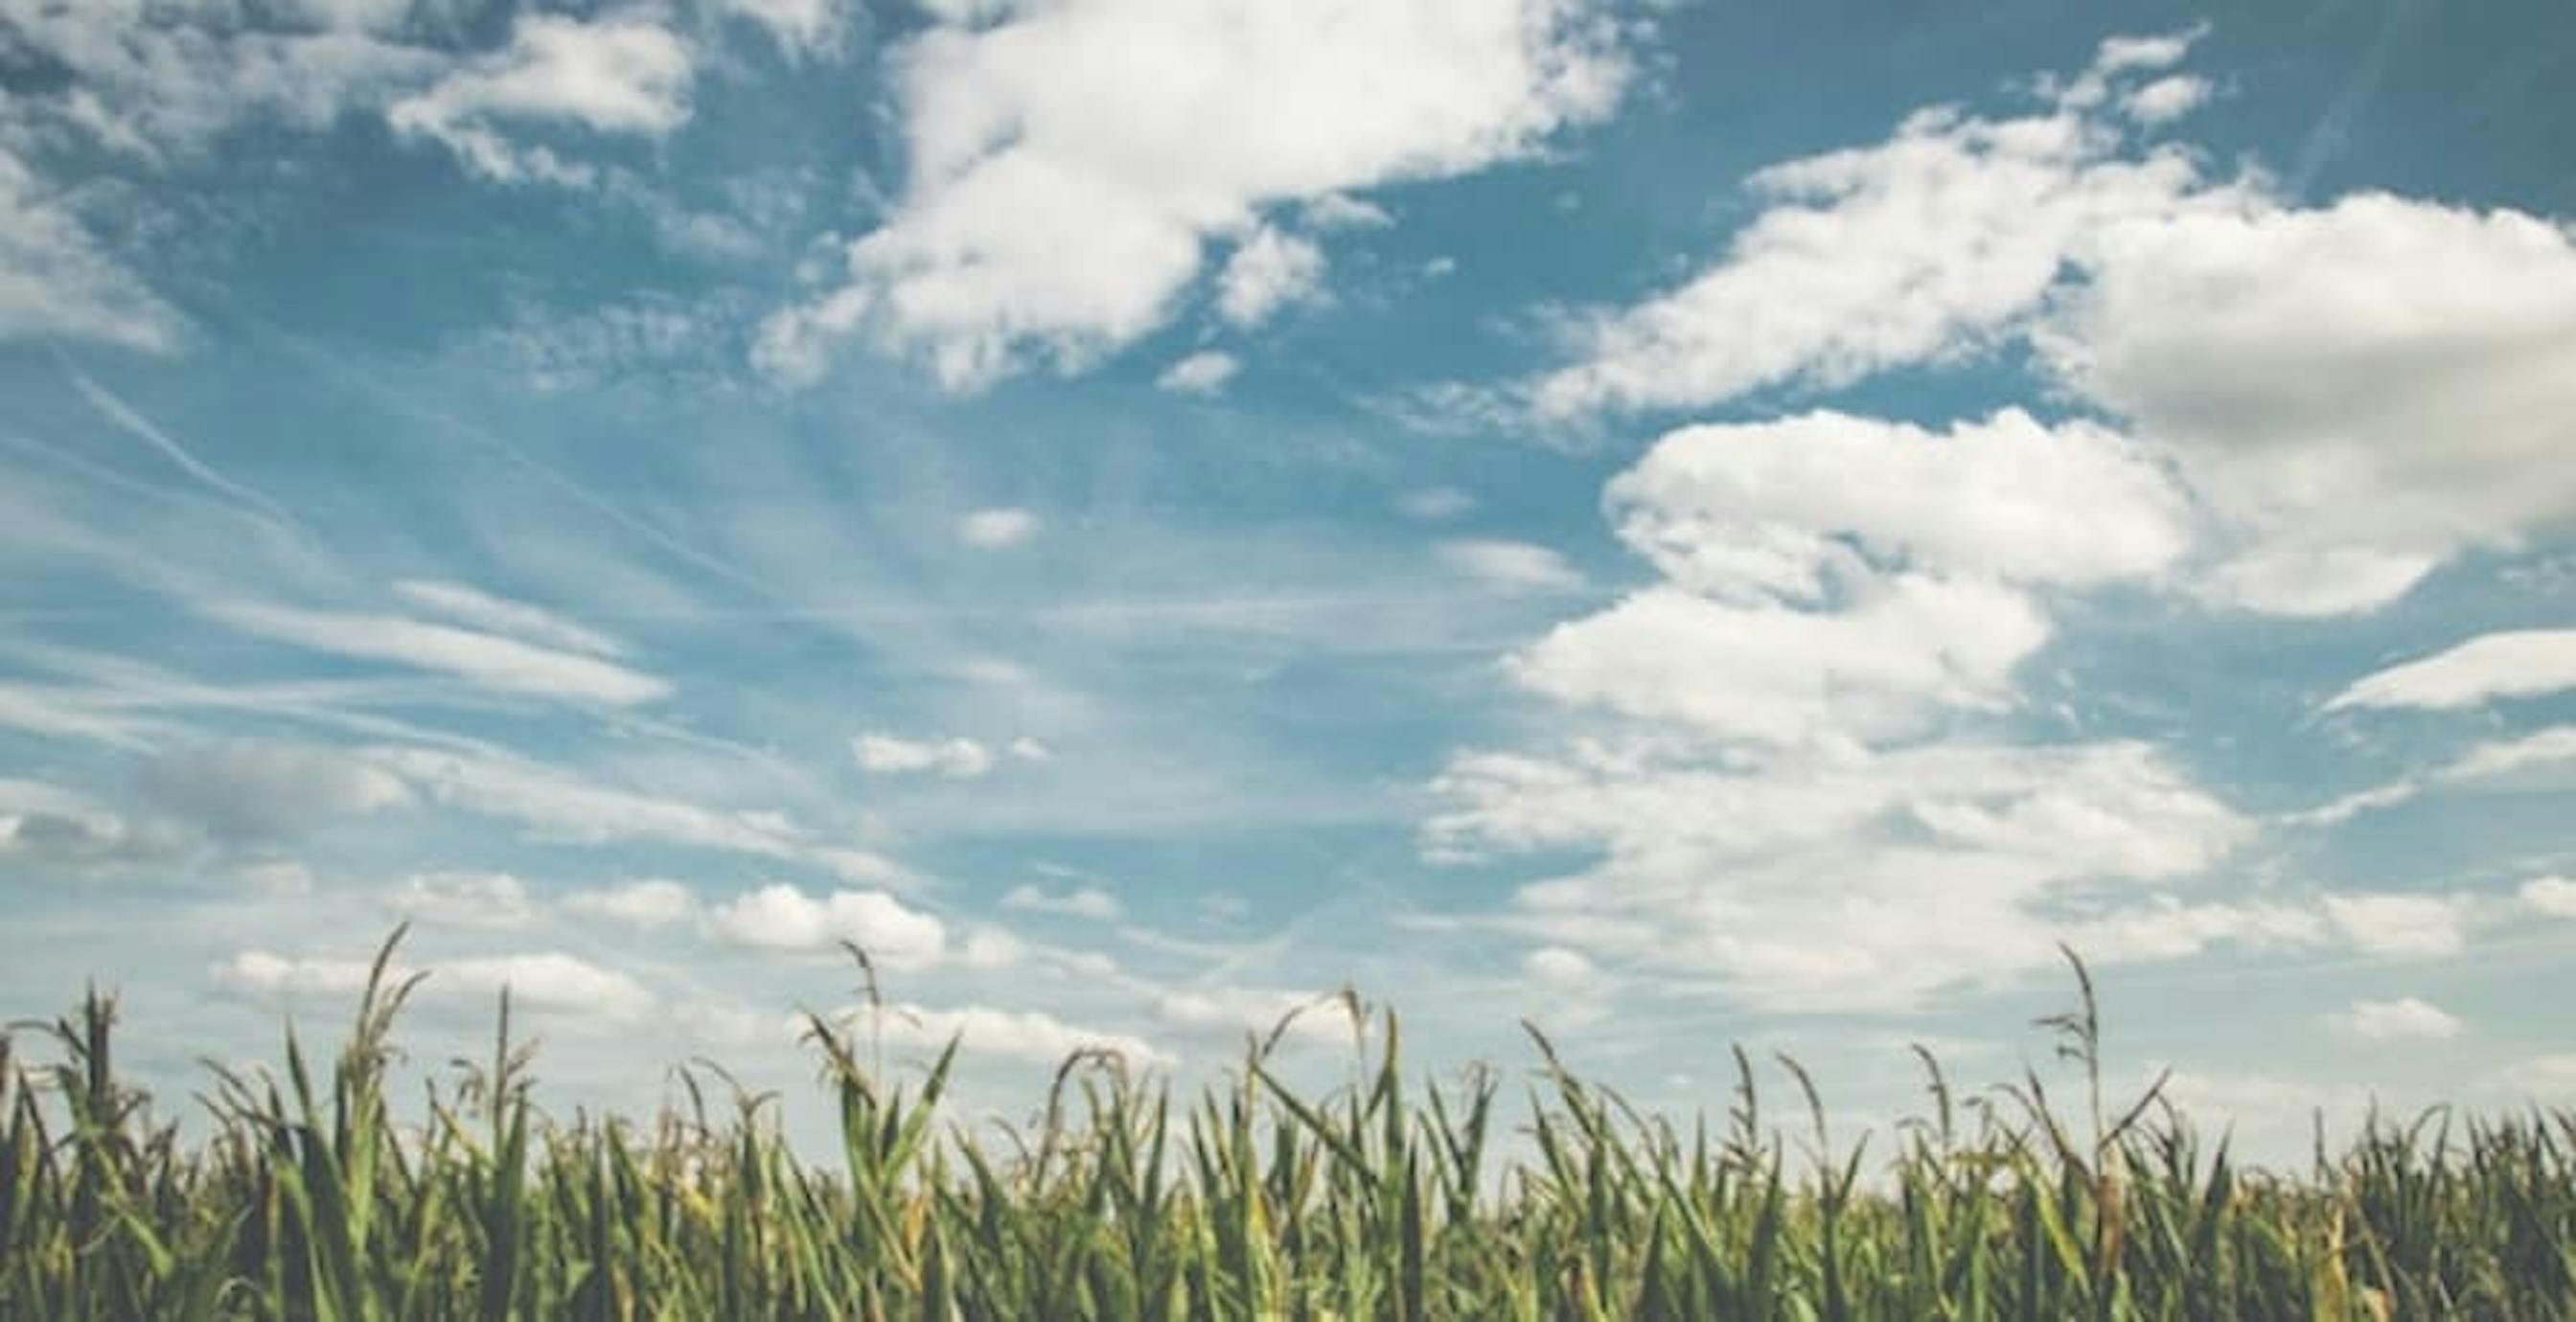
left=2521, top=876, right=2576, bottom=920
left=1605, top=410, right=2192, bottom=602
left=755, top=0, right=1628, bottom=387
left=1157, top=986, right=1356, bottom=1047
left=2324, top=893, right=2471, bottom=958
left=1156, top=350, right=1240, bottom=395
left=215, top=948, right=655, bottom=1022
left=1217, top=226, right=1327, bottom=327
left=2325, top=630, right=2576, bottom=714
left=563, top=878, right=698, bottom=928
left=1527, top=46, right=2238, bottom=419
left=1507, top=577, right=2048, bottom=748
left=2042, top=194, right=2576, bottom=616
left=834, top=1000, right=1168, bottom=1067
left=853, top=733, right=996, bottom=778
left=707, top=882, right=950, bottom=968
left=388, top=871, right=541, bottom=929
left=1432, top=739, right=2254, bottom=1010
left=2332, top=996, right=2464, bottom=1041
left=1522, top=946, right=1595, bottom=987
left=1521, top=34, right=2576, bottom=618
left=389, top=14, right=696, bottom=185
left=718, top=0, right=848, bottom=58
left=957, top=508, right=1041, bottom=548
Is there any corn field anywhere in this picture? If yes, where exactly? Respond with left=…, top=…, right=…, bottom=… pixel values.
left=4, top=935, right=2571, bottom=1319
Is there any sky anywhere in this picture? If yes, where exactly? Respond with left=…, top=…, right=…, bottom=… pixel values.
left=5, top=0, right=2576, bottom=1161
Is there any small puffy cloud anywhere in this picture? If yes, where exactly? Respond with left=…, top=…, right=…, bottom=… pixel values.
left=389, top=871, right=541, bottom=929
left=853, top=733, right=996, bottom=778
left=2122, top=75, right=2210, bottom=124
left=1522, top=946, right=1595, bottom=987
left=957, top=928, right=1024, bottom=969
left=1158, top=987, right=1354, bottom=1046
left=1002, top=883, right=1121, bottom=921
left=563, top=878, right=697, bottom=928
left=205, top=601, right=670, bottom=705
left=2332, top=996, right=2464, bottom=1041
left=215, top=949, right=655, bottom=1022
left=1438, top=539, right=1584, bottom=593
left=1217, top=226, right=1326, bottom=327
left=1303, top=194, right=1392, bottom=230
left=2324, top=892, right=2470, bottom=958
left=2521, top=876, right=2576, bottom=920
left=389, top=14, right=696, bottom=185
left=958, top=508, right=1041, bottom=548
left=758, top=0, right=1627, bottom=388
left=1007, top=736, right=1053, bottom=763
left=708, top=882, right=948, bottom=968
left=840, top=1001, right=1168, bottom=1067
left=1157, top=350, right=1240, bottom=396
left=1397, top=487, right=1474, bottom=521
left=2325, top=631, right=2576, bottom=714
left=140, top=741, right=412, bottom=843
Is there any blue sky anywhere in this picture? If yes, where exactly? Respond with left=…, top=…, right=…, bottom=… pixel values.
left=6, top=0, right=2576, bottom=1157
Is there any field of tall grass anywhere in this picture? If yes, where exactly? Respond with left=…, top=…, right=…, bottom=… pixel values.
left=4, top=933, right=2570, bottom=1319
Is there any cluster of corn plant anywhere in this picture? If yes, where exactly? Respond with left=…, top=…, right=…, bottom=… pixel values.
left=6, top=934, right=2572, bottom=1318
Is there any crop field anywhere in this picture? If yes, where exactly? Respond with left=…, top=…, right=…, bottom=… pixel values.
left=3, top=940, right=2569, bottom=1319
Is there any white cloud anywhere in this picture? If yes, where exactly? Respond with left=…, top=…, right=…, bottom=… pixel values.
left=392, top=581, right=626, bottom=658
left=1605, top=410, right=2191, bottom=602
left=1517, top=37, right=2576, bottom=619
left=708, top=882, right=949, bottom=968
left=840, top=1000, right=1168, bottom=1067
left=957, top=508, right=1041, bottom=548
left=1002, top=883, right=1121, bottom=921
left=563, top=878, right=698, bottom=928
left=2326, top=631, right=2576, bottom=714
left=1303, top=194, right=1392, bottom=230
left=2121, top=75, right=2210, bottom=125
left=388, top=14, right=695, bottom=185
left=2324, top=892, right=2471, bottom=958
left=1522, top=946, right=1595, bottom=987
left=367, top=746, right=908, bottom=885
left=1437, top=539, right=1584, bottom=593
left=1007, top=736, right=1053, bottom=763
left=139, top=741, right=412, bottom=842
left=853, top=733, right=996, bottom=778
left=2042, top=194, right=2576, bottom=616
left=1397, top=487, right=1475, bottom=521
left=2521, top=876, right=2576, bottom=920
left=719, top=0, right=847, bottom=58
left=2332, top=996, right=2464, bottom=1041
left=1527, top=64, right=2235, bottom=418
left=206, top=601, right=670, bottom=705
left=389, top=871, right=541, bottom=929
left=1217, top=225, right=1326, bottom=327
left=1157, top=986, right=1354, bottom=1047
left=0, top=148, right=182, bottom=350
left=215, top=948, right=655, bottom=1022
left=1156, top=350, right=1240, bottom=395
left=757, top=0, right=1627, bottom=387
left=1507, top=577, right=2047, bottom=747
left=1432, top=738, right=2253, bottom=1011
